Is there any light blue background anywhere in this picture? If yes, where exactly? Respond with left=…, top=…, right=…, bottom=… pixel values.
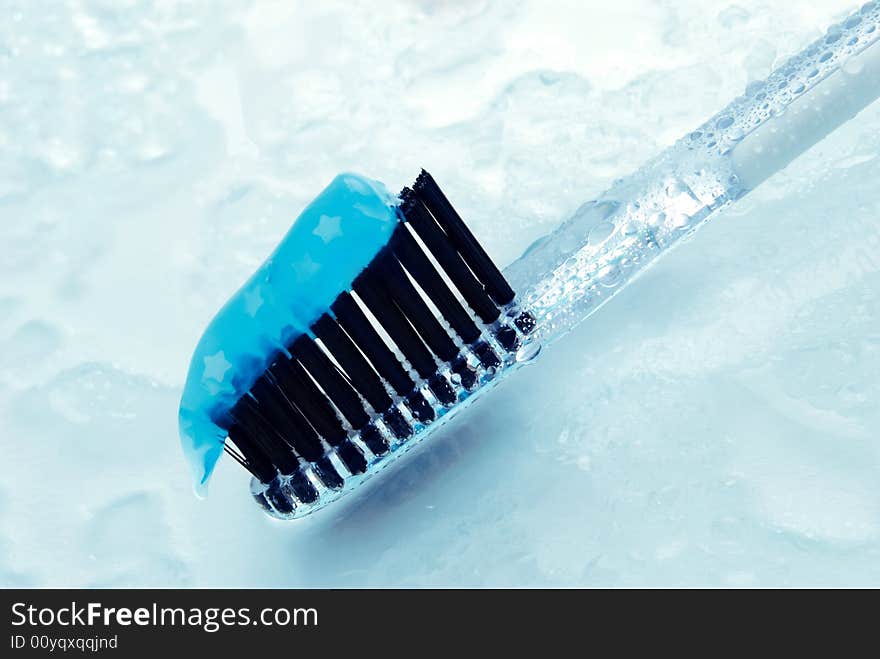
left=1, top=0, right=878, bottom=586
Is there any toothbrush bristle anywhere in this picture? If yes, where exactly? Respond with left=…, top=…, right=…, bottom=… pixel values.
left=413, top=169, right=516, bottom=306
left=227, top=171, right=537, bottom=518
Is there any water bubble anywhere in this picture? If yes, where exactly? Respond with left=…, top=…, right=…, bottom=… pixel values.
left=515, top=341, right=542, bottom=363
left=745, top=81, right=764, bottom=97
left=716, top=115, right=734, bottom=129
left=665, top=181, right=682, bottom=197
left=588, top=222, right=615, bottom=246
left=622, top=221, right=641, bottom=236
left=668, top=214, right=691, bottom=230
left=843, top=56, right=865, bottom=75
left=648, top=212, right=666, bottom=227
left=598, top=265, right=621, bottom=287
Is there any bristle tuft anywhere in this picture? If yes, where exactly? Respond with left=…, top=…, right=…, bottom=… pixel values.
left=398, top=186, right=417, bottom=212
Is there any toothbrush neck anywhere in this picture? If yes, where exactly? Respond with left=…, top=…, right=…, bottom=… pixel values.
left=505, top=7, right=880, bottom=346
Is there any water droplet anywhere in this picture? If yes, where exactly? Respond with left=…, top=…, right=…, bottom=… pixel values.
left=843, top=57, right=865, bottom=75
left=515, top=341, right=542, bottom=363
left=598, top=265, right=621, bottom=287
left=588, top=222, right=615, bottom=245
left=669, top=214, right=691, bottom=230
left=622, top=221, right=640, bottom=236
left=745, top=81, right=764, bottom=97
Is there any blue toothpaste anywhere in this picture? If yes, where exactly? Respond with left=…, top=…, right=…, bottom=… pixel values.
left=179, top=174, right=399, bottom=494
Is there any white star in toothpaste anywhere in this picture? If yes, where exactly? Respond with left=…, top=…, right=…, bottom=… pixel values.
left=313, top=214, right=342, bottom=244
left=202, top=350, right=232, bottom=383
left=292, top=253, right=320, bottom=280
left=243, top=286, right=264, bottom=316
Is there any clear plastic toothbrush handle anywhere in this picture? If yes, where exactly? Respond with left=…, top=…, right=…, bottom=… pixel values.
left=505, top=3, right=880, bottom=346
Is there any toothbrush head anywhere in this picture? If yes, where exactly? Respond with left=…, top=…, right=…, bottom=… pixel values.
left=179, top=170, right=536, bottom=519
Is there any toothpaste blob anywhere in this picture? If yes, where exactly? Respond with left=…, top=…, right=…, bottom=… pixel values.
left=179, top=174, right=399, bottom=494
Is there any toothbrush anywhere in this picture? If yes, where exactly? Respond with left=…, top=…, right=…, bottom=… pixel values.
left=179, top=3, right=880, bottom=519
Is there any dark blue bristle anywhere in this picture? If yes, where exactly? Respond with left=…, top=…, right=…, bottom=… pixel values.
left=331, top=291, right=435, bottom=424
left=314, top=456, right=344, bottom=489
left=264, top=479, right=296, bottom=515
left=391, top=226, right=481, bottom=344
left=428, top=373, right=456, bottom=406
left=375, top=250, right=461, bottom=364
left=269, top=355, right=367, bottom=475
left=312, top=313, right=395, bottom=416
left=473, top=341, right=501, bottom=370
left=354, top=261, right=437, bottom=381
left=289, top=471, right=319, bottom=504
left=399, top=187, right=501, bottom=324
left=336, top=440, right=368, bottom=474
left=413, top=169, right=516, bottom=306
left=227, top=424, right=276, bottom=484
left=360, top=423, right=389, bottom=457
left=230, top=395, right=299, bottom=476
left=406, top=391, right=435, bottom=423
left=452, top=356, right=478, bottom=390
left=382, top=406, right=411, bottom=439
left=290, top=335, right=370, bottom=430
left=494, top=325, right=520, bottom=353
